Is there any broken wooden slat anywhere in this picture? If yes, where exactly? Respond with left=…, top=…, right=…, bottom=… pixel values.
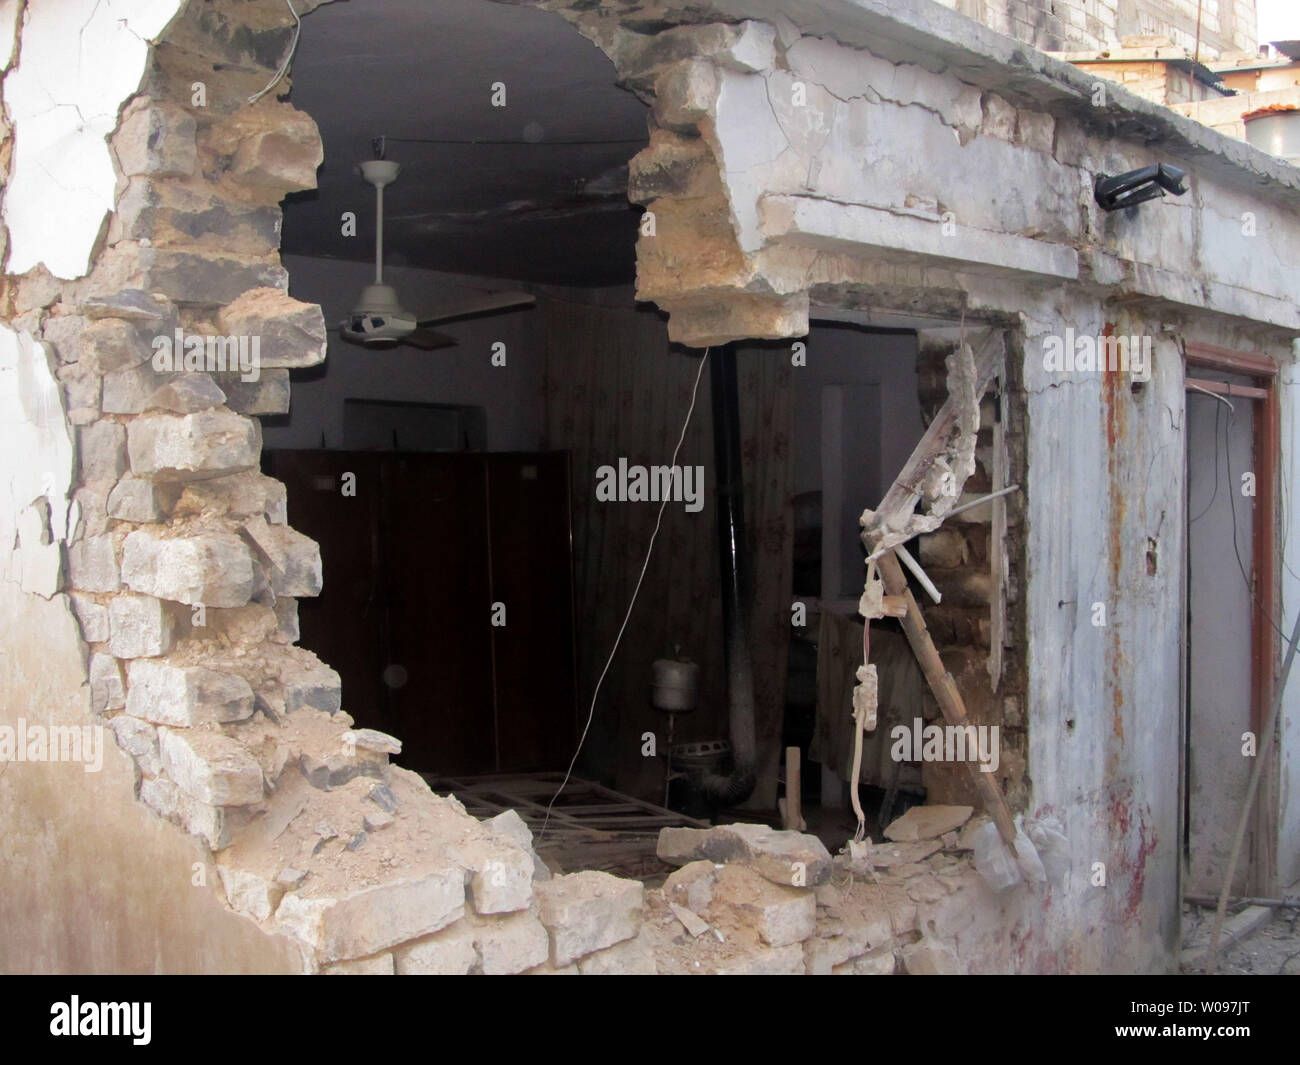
left=877, top=550, right=1019, bottom=849
left=867, top=330, right=1003, bottom=538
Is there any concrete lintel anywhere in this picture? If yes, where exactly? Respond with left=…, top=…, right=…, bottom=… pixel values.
left=686, top=0, right=1300, bottom=201
left=760, top=193, right=1079, bottom=282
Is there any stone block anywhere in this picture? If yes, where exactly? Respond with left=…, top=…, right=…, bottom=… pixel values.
left=158, top=726, right=264, bottom=806
left=84, top=318, right=158, bottom=374
left=127, top=659, right=254, bottom=726
left=901, top=937, right=961, bottom=975
left=127, top=409, right=261, bottom=479
left=393, top=923, right=478, bottom=975
left=138, top=773, right=231, bottom=849
left=576, top=928, right=657, bottom=975
left=56, top=362, right=100, bottom=424
left=108, top=714, right=160, bottom=777
left=102, top=363, right=180, bottom=415
left=322, top=954, right=394, bottom=975
left=217, top=865, right=283, bottom=922
left=241, top=516, right=322, bottom=597
left=475, top=911, right=550, bottom=975
left=145, top=374, right=227, bottom=413
left=282, top=654, right=342, bottom=714
left=466, top=844, right=534, bottom=915
left=657, top=822, right=833, bottom=887
left=272, top=597, right=299, bottom=644
left=121, top=529, right=256, bottom=607
left=663, top=860, right=716, bottom=914
left=716, top=943, right=805, bottom=975
left=213, top=369, right=290, bottom=415
left=106, top=476, right=171, bottom=523
left=275, top=868, right=466, bottom=963
left=88, top=653, right=126, bottom=712
left=221, top=103, right=323, bottom=193
left=709, top=865, right=816, bottom=948
left=536, top=871, right=643, bottom=967
left=831, top=946, right=897, bottom=975
left=66, top=534, right=120, bottom=593
left=82, top=289, right=177, bottom=323
left=108, top=594, right=177, bottom=658
left=141, top=249, right=288, bottom=307
left=174, top=470, right=286, bottom=523
left=884, top=805, right=974, bottom=842
left=217, top=287, right=326, bottom=369
left=113, top=100, right=197, bottom=177
left=68, top=593, right=110, bottom=643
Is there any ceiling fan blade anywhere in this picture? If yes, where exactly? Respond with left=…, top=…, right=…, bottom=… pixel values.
left=404, top=328, right=459, bottom=350
left=416, top=291, right=536, bottom=326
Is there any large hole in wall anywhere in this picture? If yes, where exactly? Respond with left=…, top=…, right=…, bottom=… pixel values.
left=177, top=0, right=1023, bottom=891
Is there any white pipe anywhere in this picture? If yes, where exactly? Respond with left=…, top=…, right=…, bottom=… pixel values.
left=375, top=182, right=384, bottom=286
left=895, top=542, right=942, bottom=604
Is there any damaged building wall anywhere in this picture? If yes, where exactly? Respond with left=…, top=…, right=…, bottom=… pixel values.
left=529, top=0, right=1300, bottom=970
left=2, top=0, right=1297, bottom=975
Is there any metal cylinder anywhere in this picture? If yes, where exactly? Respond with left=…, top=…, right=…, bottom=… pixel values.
left=1244, top=109, right=1300, bottom=165
left=651, top=657, right=699, bottom=712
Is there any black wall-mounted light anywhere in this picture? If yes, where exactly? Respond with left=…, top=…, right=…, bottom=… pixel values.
left=1094, top=163, right=1189, bottom=211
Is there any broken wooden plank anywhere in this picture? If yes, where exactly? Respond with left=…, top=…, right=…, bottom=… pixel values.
left=864, top=329, right=1003, bottom=544
left=877, top=549, right=1019, bottom=850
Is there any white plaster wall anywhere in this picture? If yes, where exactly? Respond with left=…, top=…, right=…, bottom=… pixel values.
left=1020, top=299, right=1186, bottom=971
left=1, top=0, right=183, bottom=280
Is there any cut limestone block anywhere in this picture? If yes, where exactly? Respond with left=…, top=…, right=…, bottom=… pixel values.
left=536, top=871, right=644, bottom=967
left=126, top=659, right=254, bottom=726
left=901, top=937, right=961, bottom=975
left=217, top=287, right=326, bottom=369
left=716, top=943, right=805, bottom=975
left=68, top=593, right=109, bottom=643
left=474, top=910, right=551, bottom=975
left=88, top=653, right=125, bottom=712
left=127, top=409, right=261, bottom=479
left=121, top=529, right=255, bottom=607
left=577, top=927, right=657, bottom=974
left=274, top=868, right=466, bottom=963
left=393, top=923, right=478, bottom=975
left=708, top=865, right=816, bottom=948
left=322, top=954, right=394, bottom=975
left=883, top=804, right=974, bottom=843
left=66, top=534, right=120, bottom=593
left=158, top=726, right=264, bottom=806
left=241, top=515, right=322, bottom=597
left=107, top=475, right=172, bottom=522
left=663, top=860, right=716, bottom=914
left=217, top=865, right=283, bottom=923
left=107, top=594, right=177, bottom=658
left=657, top=822, right=833, bottom=887
left=138, top=773, right=234, bottom=850
left=108, top=714, right=160, bottom=777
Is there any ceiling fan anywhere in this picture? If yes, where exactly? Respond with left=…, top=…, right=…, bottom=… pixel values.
left=339, top=159, right=536, bottom=350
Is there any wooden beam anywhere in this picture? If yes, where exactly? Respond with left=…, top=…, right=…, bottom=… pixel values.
left=877, top=550, right=1019, bottom=849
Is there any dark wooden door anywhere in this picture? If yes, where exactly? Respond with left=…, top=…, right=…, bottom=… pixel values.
left=487, top=453, right=578, bottom=771
left=385, top=453, right=495, bottom=774
left=263, top=449, right=576, bottom=776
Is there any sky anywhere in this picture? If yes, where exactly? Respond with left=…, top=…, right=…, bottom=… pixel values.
left=1257, top=0, right=1300, bottom=42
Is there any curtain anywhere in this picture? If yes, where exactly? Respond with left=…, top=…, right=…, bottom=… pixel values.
left=543, top=299, right=793, bottom=808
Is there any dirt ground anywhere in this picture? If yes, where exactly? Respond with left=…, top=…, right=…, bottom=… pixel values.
left=1181, top=902, right=1300, bottom=974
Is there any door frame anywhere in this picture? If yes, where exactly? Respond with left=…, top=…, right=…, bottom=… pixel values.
left=1183, top=342, right=1280, bottom=896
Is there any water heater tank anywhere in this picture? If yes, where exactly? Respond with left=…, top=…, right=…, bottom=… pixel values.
left=651, top=657, right=699, bottom=712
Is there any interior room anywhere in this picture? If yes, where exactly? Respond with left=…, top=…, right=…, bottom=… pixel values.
left=270, top=0, right=944, bottom=873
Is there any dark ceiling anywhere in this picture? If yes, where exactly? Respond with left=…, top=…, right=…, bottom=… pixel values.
left=282, top=0, right=650, bottom=286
